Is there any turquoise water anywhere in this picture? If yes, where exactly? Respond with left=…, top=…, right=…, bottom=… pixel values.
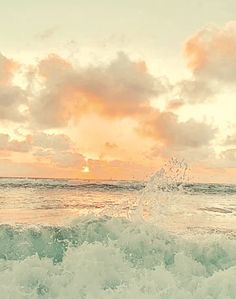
left=0, top=174, right=236, bottom=298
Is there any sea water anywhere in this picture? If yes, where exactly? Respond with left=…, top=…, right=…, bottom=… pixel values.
left=0, top=167, right=236, bottom=298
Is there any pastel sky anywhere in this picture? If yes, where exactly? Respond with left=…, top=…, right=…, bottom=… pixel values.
left=0, top=0, right=236, bottom=183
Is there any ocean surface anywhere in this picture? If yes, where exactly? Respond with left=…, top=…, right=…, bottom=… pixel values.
left=1, top=170, right=236, bottom=298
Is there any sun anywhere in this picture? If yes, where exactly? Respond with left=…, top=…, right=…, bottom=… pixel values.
left=82, top=166, right=90, bottom=173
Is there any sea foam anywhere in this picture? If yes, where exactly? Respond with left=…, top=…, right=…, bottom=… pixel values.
left=0, top=216, right=236, bottom=298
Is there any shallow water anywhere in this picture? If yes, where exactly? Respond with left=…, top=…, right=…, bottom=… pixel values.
left=0, top=177, right=236, bottom=298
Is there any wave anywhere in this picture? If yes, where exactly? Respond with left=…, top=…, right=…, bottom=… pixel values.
left=0, top=178, right=144, bottom=192
left=1, top=178, right=236, bottom=194
left=0, top=216, right=236, bottom=298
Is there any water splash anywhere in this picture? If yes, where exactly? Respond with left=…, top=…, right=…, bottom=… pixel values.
left=132, top=158, right=190, bottom=224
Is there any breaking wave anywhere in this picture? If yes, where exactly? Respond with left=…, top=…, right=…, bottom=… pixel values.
left=1, top=217, right=236, bottom=298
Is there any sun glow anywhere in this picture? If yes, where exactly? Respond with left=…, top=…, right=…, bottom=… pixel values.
left=82, top=166, right=90, bottom=173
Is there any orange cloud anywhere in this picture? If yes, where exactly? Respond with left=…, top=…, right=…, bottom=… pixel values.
left=26, top=51, right=218, bottom=170
left=0, top=53, right=18, bottom=85
left=30, top=52, right=164, bottom=128
left=185, top=22, right=236, bottom=82
left=185, top=33, right=207, bottom=72
left=29, top=52, right=216, bottom=149
left=175, top=22, right=236, bottom=106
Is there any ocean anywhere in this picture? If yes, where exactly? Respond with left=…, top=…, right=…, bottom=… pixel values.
left=0, top=170, right=236, bottom=298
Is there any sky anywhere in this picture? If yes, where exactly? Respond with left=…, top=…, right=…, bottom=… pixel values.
left=0, top=0, right=236, bottom=183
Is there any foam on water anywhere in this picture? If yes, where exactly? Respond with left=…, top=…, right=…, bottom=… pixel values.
left=1, top=216, right=236, bottom=298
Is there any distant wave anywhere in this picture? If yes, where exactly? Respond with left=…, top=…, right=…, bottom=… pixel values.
left=0, top=178, right=144, bottom=192
left=1, top=178, right=235, bottom=194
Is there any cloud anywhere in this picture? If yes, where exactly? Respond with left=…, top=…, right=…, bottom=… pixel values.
left=0, top=130, right=85, bottom=170
left=149, top=143, right=214, bottom=167
left=37, top=26, right=59, bottom=40
left=30, top=54, right=74, bottom=127
left=0, top=158, right=80, bottom=178
left=166, top=99, right=184, bottom=110
left=138, top=109, right=216, bottom=149
left=28, top=52, right=216, bottom=158
left=34, top=148, right=85, bottom=168
left=0, top=134, right=8, bottom=150
left=7, top=138, right=32, bottom=153
left=178, top=22, right=236, bottom=105
left=174, top=79, right=214, bottom=104
left=164, top=23, right=236, bottom=106
left=50, top=151, right=85, bottom=168
left=221, top=148, right=236, bottom=161
left=219, top=149, right=236, bottom=168
left=0, top=53, right=27, bottom=122
left=75, top=52, right=161, bottom=117
left=0, top=53, right=17, bottom=85
left=0, top=134, right=32, bottom=152
left=224, top=133, right=236, bottom=146
left=0, top=132, right=78, bottom=166
left=31, top=132, right=86, bottom=168
left=33, top=132, right=72, bottom=151
left=0, top=130, right=152, bottom=178
left=0, top=86, right=27, bottom=122
left=185, top=22, right=236, bottom=83
left=30, top=52, right=165, bottom=128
